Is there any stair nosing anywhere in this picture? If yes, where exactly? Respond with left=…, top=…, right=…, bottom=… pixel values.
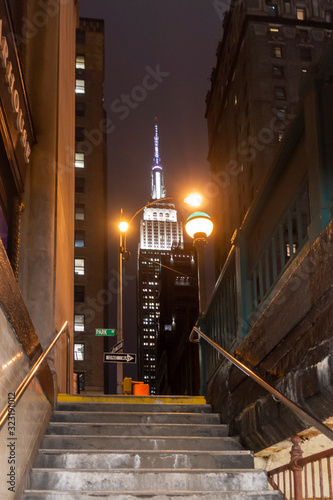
left=38, top=448, right=253, bottom=456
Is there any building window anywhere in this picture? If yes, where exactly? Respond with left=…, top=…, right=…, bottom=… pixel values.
left=75, top=152, right=85, bottom=169
left=325, top=11, right=333, bottom=23
left=268, top=5, right=278, bottom=16
left=75, top=230, right=85, bottom=247
left=274, top=87, right=286, bottom=100
left=75, top=258, right=85, bottom=275
left=76, top=30, right=85, bottom=44
left=273, top=65, right=284, bottom=78
left=300, top=47, right=311, bottom=62
left=74, top=343, right=85, bottom=361
left=75, top=102, right=85, bottom=117
left=75, top=177, right=85, bottom=194
left=75, top=79, right=85, bottom=94
left=75, top=204, right=85, bottom=220
left=296, top=7, right=305, bottom=20
left=74, top=314, right=84, bottom=332
left=273, top=46, right=283, bottom=58
left=276, top=108, right=286, bottom=119
left=76, top=55, right=85, bottom=69
left=75, top=127, right=85, bottom=142
left=74, top=285, right=85, bottom=302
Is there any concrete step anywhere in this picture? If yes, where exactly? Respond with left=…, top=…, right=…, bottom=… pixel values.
left=56, top=401, right=212, bottom=413
left=46, top=422, right=228, bottom=437
left=24, top=489, right=283, bottom=499
left=35, top=449, right=254, bottom=469
left=51, top=410, right=220, bottom=424
left=29, top=469, right=271, bottom=492
left=41, top=434, right=243, bottom=451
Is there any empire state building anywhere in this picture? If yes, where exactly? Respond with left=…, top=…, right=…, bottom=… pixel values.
left=137, top=122, right=184, bottom=394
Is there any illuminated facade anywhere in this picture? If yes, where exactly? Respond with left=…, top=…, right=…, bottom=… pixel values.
left=137, top=123, right=184, bottom=394
left=73, top=18, right=108, bottom=394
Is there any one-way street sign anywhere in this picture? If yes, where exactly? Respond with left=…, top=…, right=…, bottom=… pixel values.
left=103, top=352, right=136, bottom=364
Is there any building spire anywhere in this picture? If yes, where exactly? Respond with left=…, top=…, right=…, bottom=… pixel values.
left=151, top=118, right=166, bottom=200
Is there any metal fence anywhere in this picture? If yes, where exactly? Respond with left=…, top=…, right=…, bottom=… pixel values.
left=268, top=436, right=333, bottom=500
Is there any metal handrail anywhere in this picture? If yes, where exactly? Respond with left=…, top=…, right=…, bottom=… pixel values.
left=190, top=326, right=333, bottom=441
left=0, top=320, right=70, bottom=431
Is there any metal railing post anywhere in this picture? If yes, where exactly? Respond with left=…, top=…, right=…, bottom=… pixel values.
left=290, top=435, right=304, bottom=500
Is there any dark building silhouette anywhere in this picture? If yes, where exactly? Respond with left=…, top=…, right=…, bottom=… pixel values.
left=157, top=245, right=199, bottom=395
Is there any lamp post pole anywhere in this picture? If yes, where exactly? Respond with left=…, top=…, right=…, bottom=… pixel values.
left=192, top=234, right=208, bottom=315
left=116, top=209, right=125, bottom=394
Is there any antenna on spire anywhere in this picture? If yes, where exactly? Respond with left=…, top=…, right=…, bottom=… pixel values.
left=153, top=117, right=160, bottom=165
left=151, top=118, right=165, bottom=200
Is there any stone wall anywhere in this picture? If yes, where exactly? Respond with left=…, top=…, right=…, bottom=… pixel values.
left=205, top=220, right=333, bottom=451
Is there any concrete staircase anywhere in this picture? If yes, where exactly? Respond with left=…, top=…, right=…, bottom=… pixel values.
left=24, top=395, right=282, bottom=499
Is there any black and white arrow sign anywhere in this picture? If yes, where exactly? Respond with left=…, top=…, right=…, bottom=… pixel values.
left=103, top=352, right=136, bottom=363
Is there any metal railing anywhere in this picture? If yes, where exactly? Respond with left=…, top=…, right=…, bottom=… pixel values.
left=0, top=320, right=70, bottom=431
left=268, top=436, right=333, bottom=500
left=190, top=326, right=333, bottom=441
left=250, top=181, right=310, bottom=312
left=198, top=248, right=238, bottom=380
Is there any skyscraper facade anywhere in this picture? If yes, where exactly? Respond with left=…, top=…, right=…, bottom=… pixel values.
left=137, top=123, right=197, bottom=395
left=73, top=18, right=108, bottom=394
left=206, top=0, right=333, bottom=273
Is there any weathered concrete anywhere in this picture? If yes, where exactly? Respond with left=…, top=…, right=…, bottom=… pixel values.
left=24, top=397, right=282, bottom=499
left=205, top=220, right=333, bottom=451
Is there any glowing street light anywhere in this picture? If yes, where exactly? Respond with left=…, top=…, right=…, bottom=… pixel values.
left=185, top=211, right=213, bottom=315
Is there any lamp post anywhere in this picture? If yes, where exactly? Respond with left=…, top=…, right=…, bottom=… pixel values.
left=116, top=212, right=129, bottom=394
left=185, top=211, right=213, bottom=315
left=115, top=194, right=203, bottom=394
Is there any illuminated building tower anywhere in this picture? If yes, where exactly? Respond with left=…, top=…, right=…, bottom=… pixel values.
left=73, top=19, right=108, bottom=394
left=137, top=123, right=185, bottom=394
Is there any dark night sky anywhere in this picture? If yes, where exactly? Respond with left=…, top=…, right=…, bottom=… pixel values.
left=79, top=0, right=224, bottom=380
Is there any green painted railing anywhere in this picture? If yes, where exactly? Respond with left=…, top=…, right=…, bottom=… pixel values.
left=250, top=181, right=310, bottom=312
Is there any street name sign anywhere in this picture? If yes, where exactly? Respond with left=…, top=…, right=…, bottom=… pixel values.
left=110, top=340, right=124, bottom=353
left=103, top=353, right=136, bottom=363
left=95, top=328, right=116, bottom=337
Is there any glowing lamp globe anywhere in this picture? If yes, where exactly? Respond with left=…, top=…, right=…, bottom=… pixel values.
left=185, top=212, right=213, bottom=239
left=118, top=221, right=129, bottom=233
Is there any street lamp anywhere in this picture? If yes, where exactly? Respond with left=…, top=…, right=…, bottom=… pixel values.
left=115, top=194, right=203, bottom=394
left=185, top=211, right=213, bottom=315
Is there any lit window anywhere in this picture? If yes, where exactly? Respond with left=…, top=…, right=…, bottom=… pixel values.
left=75, top=230, right=85, bottom=247
left=74, top=343, right=85, bottom=361
left=75, top=258, right=85, bottom=275
left=74, top=314, right=84, bottom=332
left=75, top=204, right=85, bottom=220
left=270, top=27, right=279, bottom=32
left=273, top=46, right=282, bottom=58
left=75, top=79, right=85, bottom=94
left=296, top=8, right=305, bottom=20
left=75, top=153, right=85, bottom=168
left=76, top=55, right=85, bottom=69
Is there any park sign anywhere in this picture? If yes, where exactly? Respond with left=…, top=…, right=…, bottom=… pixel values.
left=95, top=328, right=116, bottom=337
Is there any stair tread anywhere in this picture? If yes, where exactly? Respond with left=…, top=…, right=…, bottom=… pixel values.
left=31, top=467, right=264, bottom=473
left=37, top=449, right=252, bottom=454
